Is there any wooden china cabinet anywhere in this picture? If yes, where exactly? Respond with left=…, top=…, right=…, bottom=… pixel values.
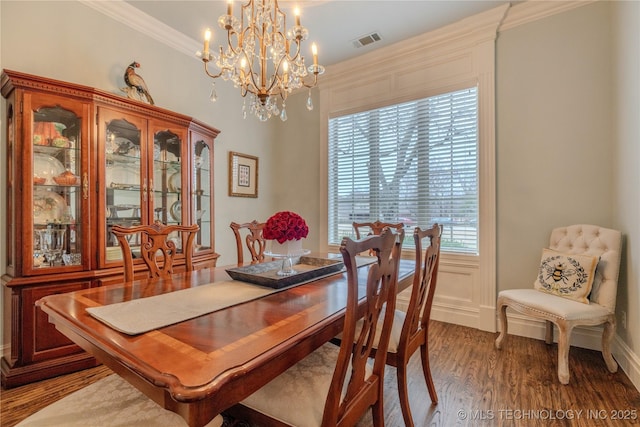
left=1, top=70, right=220, bottom=387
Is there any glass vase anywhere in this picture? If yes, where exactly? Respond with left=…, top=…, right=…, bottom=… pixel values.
left=269, top=239, right=304, bottom=276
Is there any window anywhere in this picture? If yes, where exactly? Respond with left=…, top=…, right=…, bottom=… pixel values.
left=328, top=87, right=478, bottom=254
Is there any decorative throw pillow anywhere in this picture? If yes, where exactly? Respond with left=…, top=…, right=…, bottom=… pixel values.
left=533, top=248, right=599, bottom=304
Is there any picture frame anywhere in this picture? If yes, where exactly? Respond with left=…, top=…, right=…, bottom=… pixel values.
left=229, top=151, right=259, bottom=198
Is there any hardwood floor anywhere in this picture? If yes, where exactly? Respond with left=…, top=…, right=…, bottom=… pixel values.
left=2, top=321, right=639, bottom=426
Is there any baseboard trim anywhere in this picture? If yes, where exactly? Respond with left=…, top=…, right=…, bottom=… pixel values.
left=431, top=304, right=480, bottom=329
left=612, top=335, right=640, bottom=394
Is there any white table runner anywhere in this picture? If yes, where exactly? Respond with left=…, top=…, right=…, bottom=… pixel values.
left=86, top=280, right=276, bottom=335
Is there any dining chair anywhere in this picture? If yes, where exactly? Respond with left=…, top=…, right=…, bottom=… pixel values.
left=226, top=227, right=404, bottom=427
left=352, top=220, right=405, bottom=239
left=333, top=223, right=442, bottom=427
left=352, top=220, right=405, bottom=257
left=15, top=373, right=224, bottom=427
left=495, top=224, right=622, bottom=384
left=385, top=223, right=441, bottom=426
left=111, top=220, right=199, bottom=282
left=230, top=220, right=266, bottom=264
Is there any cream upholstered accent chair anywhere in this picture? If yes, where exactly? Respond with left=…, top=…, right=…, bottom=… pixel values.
left=111, top=220, right=199, bottom=282
left=230, top=220, right=266, bottom=264
left=227, top=228, right=404, bottom=427
left=15, top=374, right=223, bottom=427
left=495, top=224, right=622, bottom=385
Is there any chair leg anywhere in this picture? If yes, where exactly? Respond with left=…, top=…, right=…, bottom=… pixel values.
left=420, top=342, right=438, bottom=404
left=556, top=324, right=573, bottom=385
left=396, top=357, right=415, bottom=427
left=545, top=321, right=554, bottom=344
left=602, top=319, right=618, bottom=373
left=495, top=301, right=508, bottom=349
left=371, top=388, right=385, bottom=427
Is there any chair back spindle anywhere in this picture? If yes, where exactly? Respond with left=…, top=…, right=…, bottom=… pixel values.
left=230, top=220, right=266, bottom=264
left=352, top=220, right=405, bottom=239
left=111, top=220, right=199, bottom=282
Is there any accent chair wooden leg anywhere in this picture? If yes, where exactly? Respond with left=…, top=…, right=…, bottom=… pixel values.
left=396, top=357, right=415, bottom=427
left=420, top=342, right=438, bottom=404
left=545, top=321, right=554, bottom=344
left=602, top=319, right=618, bottom=373
left=495, top=300, right=508, bottom=349
left=557, top=324, right=572, bottom=385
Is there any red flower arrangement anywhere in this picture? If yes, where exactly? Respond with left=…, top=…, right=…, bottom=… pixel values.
left=263, top=211, right=309, bottom=244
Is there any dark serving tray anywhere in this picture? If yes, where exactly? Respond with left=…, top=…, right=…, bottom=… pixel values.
left=226, top=256, right=345, bottom=289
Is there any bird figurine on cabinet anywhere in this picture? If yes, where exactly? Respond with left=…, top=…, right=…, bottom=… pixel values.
left=122, top=61, right=154, bottom=105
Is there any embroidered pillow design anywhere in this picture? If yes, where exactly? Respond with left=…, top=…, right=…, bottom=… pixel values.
left=533, top=249, right=598, bottom=304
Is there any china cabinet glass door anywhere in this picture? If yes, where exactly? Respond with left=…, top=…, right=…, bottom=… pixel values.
left=191, top=132, right=214, bottom=253
left=150, top=124, right=188, bottom=255
left=101, top=110, right=145, bottom=263
left=31, top=104, right=86, bottom=272
left=152, top=129, right=182, bottom=226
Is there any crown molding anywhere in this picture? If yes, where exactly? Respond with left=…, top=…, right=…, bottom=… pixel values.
left=499, top=0, right=598, bottom=32
left=78, top=0, right=201, bottom=60
left=79, top=0, right=597, bottom=68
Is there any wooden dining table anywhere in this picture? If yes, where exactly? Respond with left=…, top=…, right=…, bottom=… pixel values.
left=36, top=254, right=415, bottom=427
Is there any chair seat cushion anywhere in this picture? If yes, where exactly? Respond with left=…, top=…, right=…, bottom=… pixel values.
left=386, top=309, right=406, bottom=353
left=499, top=289, right=611, bottom=321
left=16, top=374, right=223, bottom=427
left=241, top=342, right=373, bottom=427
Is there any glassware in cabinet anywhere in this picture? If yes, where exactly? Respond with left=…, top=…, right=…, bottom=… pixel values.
left=152, top=129, right=183, bottom=226
left=99, top=111, right=144, bottom=263
left=31, top=105, right=85, bottom=270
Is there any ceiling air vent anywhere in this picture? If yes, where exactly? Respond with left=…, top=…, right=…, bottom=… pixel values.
left=352, top=32, right=382, bottom=48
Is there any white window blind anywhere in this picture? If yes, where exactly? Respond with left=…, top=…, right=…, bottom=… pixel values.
left=328, top=87, right=478, bottom=254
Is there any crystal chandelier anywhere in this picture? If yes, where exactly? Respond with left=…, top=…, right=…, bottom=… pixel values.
left=197, top=0, right=325, bottom=122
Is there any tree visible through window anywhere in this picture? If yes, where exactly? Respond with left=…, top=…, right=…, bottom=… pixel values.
left=328, top=87, right=478, bottom=254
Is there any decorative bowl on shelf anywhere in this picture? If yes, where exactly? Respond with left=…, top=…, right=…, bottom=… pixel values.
left=53, top=170, right=80, bottom=186
left=33, top=134, right=49, bottom=146
left=33, top=176, right=47, bottom=185
left=62, top=253, right=82, bottom=266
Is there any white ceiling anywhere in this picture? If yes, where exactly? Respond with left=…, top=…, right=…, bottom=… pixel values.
left=125, top=1, right=511, bottom=66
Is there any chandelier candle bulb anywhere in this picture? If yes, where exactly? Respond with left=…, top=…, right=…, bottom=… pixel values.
left=312, top=43, right=318, bottom=66
left=227, top=0, right=233, bottom=16
left=204, top=29, right=211, bottom=57
left=240, top=57, right=246, bottom=81
left=294, top=8, right=301, bottom=26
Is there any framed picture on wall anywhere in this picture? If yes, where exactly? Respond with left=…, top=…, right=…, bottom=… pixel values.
left=229, top=151, right=258, bottom=198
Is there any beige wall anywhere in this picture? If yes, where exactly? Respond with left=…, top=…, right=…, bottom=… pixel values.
left=496, top=9, right=613, bottom=291
left=272, top=90, right=323, bottom=254
left=611, top=0, right=640, bottom=370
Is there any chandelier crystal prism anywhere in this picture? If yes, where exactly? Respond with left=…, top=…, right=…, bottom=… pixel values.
left=197, top=0, right=325, bottom=122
